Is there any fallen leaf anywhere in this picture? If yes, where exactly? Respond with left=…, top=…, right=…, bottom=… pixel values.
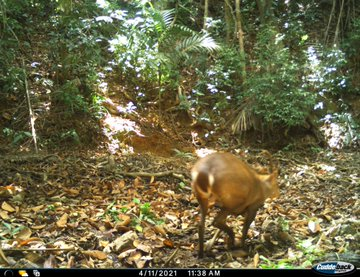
left=118, top=248, right=137, bottom=259
left=163, top=239, right=174, bottom=248
left=0, top=187, right=13, bottom=198
left=30, top=205, right=44, bottom=213
left=134, top=177, right=142, bottom=187
left=278, top=231, right=294, bottom=243
left=322, top=214, right=332, bottom=221
left=231, top=249, right=248, bottom=258
left=135, top=225, right=143, bottom=232
left=112, top=231, right=138, bottom=252
left=31, top=224, right=47, bottom=230
left=2, top=112, right=11, bottom=120
left=56, top=213, right=68, bottom=228
left=135, top=259, right=147, bottom=269
left=44, top=255, right=57, bottom=268
left=54, top=240, right=74, bottom=249
left=308, top=218, right=321, bottom=233
left=1, top=201, right=15, bottom=212
left=0, top=248, right=9, bottom=265
left=153, top=225, right=167, bottom=236
left=116, top=214, right=131, bottom=226
left=134, top=242, right=152, bottom=253
left=99, top=240, right=110, bottom=248
left=25, top=252, right=43, bottom=264
left=253, top=253, right=259, bottom=268
left=127, top=251, right=142, bottom=263
left=19, top=237, right=43, bottom=246
left=82, top=250, right=107, bottom=260
left=0, top=210, right=9, bottom=220
left=67, top=256, right=75, bottom=268
left=15, top=227, right=32, bottom=240
left=181, top=223, right=189, bottom=229
left=118, top=180, right=126, bottom=189
left=64, top=188, right=80, bottom=197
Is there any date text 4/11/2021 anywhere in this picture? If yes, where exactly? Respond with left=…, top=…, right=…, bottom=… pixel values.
left=138, top=270, right=221, bottom=277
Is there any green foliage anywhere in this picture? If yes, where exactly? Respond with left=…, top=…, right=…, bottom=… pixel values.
left=306, top=46, right=348, bottom=98
left=104, top=198, right=162, bottom=233
left=105, top=201, right=121, bottom=222
left=0, top=0, right=358, bottom=148
left=0, top=222, right=26, bottom=239
left=109, top=8, right=162, bottom=87
left=278, top=217, right=290, bottom=232
left=0, top=65, right=24, bottom=95
left=345, top=18, right=360, bottom=50
left=322, top=113, right=360, bottom=148
left=0, top=0, right=46, bottom=96
left=132, top=198, right=163, bottom=231
left=3, top=128, right=32, bottom=145
left=178, top=182, right=187, bottom=190
left=59, top=129, right=80, bottom=145
left=294, top=235, right=326, bottom=268
left=259, top=236, right=326, bottom=269
left=296, top=238, right=325, bottom=267
left=343, top=18, right=360, bottom=95
left=0, top=0, right=112, bottom=148
left=173, top=148, right=193, bottom=159
left=0, top=0, right=25, bottom=95
left=259, top=256, right=298, bottom=269
left=106, top=1, right=219, bottom=98
left=46, top=1, right=108, bottom=115
left=55, top=80, right=88, bottom=114
left=242, top=26, right=316, bottom=128
left=192, top=46, right=243, bottom=112
left=91, top=94, right=108, bottom=119
left=45, top=205, right=56, bottom=212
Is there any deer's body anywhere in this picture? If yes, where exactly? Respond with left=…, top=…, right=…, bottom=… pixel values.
left=191, top=152, right=279, bottom=258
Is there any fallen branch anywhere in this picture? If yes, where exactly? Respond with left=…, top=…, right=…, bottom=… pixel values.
left=119, top=170, right=171, bottom=177
left=163, top=247, right=179, bottom=267
left=116, top=170, right=191, bottom=190
left=2, top=247, right=76, bottom=252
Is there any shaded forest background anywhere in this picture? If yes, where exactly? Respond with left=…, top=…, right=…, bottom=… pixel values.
left=0, top=0, right=359, bottom=152
left=0, top=0, right=359, bottom=270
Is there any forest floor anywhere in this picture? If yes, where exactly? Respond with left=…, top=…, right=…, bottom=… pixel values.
left=0, top=87, right=359, bottom=269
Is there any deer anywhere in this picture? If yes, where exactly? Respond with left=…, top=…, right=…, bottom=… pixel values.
left=191, top=151, right=279, bottom=258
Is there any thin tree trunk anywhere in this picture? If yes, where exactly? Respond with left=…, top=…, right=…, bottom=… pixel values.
left=324, top=0, right=336, bottom=44
left=334, top=0, right=345, bottom=45
left=224, top=0, right=233, bottom=43
left=203, top=0, right=209, bottom=30
left=23, top=59, right=38, bottom=153
left=235, top=0, right=246, bottom=82
left=255, top=0, right=272, bottom=24
left=256, top=0, right=265, bottom=23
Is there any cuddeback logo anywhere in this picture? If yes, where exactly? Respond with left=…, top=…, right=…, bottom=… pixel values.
left=313, top=261, right=356, bottom=275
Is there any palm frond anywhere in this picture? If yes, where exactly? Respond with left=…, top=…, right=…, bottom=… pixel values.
left=171, top=24, right=198, bottom=36
left=152, top=9, right=175, bottom=35
left=161, top=9, right=175, bottom=27
left=176, top=33, right=220, bottom=54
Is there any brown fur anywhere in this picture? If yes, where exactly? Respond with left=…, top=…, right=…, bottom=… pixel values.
left=191, top=152, right=279, bottom=258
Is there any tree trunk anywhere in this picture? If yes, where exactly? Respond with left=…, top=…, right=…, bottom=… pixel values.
left=334, top=0, right=345, bottom=45
left=203, top=0, right=209, bottom=30
left=255, top=0, right=273, bottom=24
left=224, top=0, right=234, bottom=44
left=235, top=0, right=246, bottom=82
left=324, top=0, right=336, bottom=44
